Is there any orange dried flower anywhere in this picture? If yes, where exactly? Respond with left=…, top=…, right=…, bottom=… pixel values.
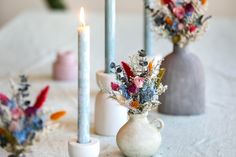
left=130, top=101, right=140, bottom=109
left=201, top=0, right=207, bottom=5
left=165, top=17, right=173, bottom=26
left=0, top=128, right=5, bottom=135
left=50, top=110, right=67, bottom=121
left=161, top=0, right=172, bottom=5
left=148, top=61, right=153, bottom=72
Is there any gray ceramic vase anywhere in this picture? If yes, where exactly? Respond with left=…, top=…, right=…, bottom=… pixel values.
left=159, top=44, right=205, bottom=115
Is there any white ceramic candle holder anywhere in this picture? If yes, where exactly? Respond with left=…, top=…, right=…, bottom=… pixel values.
left=68, top=137, right=100, bottom=157
left=95, top=70, right=128, bottom=136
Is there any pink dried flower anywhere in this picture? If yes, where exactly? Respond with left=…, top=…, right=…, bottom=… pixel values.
left=11, top=107, right=24, bottom=120
left=133, top=76, right=145, bottom=88
left=9, top=121, right=20, bottom=132
left=178, top=23, right=184, bottom=30
left=0, top=93, right=9, bottom=105
left=173, top=6, right=185, bottom=19
left=111, top=82, right=120, bottom=91
left=128, top=84, right=138, bottom=94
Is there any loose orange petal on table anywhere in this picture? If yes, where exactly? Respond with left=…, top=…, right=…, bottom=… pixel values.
left=50, top=111, right=67, bottom=121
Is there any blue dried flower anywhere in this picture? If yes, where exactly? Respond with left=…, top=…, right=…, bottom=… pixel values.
left=186, top=12, right=193, bottom=17
left=172, top=21, right=179, bottom=31
left=154, top=16, right=165, bottom=26
left=120, top=85, right=130, bottom=99
left=13, top=130, right=28, bottom=145
left=7, top=100, right=16, bottom=110
left=110, top=62, right=116, bottom=69
left=139, top=85, right=155, bottom=104
left=165, top=24, right=172, bottom=32
left=32, top=116, right=44, bottom=130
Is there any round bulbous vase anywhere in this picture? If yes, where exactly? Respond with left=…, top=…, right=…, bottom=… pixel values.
left=159, top=44, right=205, bottom=115
left=116, top=112, right=164, bottom=157
left=95, top=71, right=128, bottom=136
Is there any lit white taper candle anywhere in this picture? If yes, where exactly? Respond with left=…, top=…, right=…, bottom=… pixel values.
left=78, top=7, right=90, bottom=144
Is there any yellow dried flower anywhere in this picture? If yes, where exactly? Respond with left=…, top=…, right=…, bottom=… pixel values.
left=172, top=35, right=181, bottom=44
left=157, top=68, right=166, bottom=87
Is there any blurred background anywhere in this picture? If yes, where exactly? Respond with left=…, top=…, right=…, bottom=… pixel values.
left=0, top=0, right=236, bottom=27
left=0, top=0, right=235, bottom=92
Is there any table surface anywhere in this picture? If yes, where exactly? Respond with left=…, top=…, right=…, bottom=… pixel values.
left=0, top=11, right=236, bottom=157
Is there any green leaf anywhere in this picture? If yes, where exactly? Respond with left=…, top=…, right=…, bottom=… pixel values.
left=45, top=0, right=67, bottom=10
left=0, top=128, right=17, bottom=145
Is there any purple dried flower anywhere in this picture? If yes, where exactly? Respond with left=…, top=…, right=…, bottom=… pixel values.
left=128, top=84, right=138, bottom=94
left=185, top=3, right=194, bottom=14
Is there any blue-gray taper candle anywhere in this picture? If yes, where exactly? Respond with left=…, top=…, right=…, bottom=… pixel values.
left=78, top=24, right=90, bottom=144
left=144, top=0, right=153, bottom=56
left=105, top=0, right=116, bottom=73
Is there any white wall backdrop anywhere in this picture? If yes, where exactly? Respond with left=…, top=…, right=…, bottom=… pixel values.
left=0, top=0, right=236, bottom=27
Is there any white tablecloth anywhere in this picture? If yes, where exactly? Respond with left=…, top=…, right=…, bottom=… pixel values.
left=0, top=11, right=236, bottom=157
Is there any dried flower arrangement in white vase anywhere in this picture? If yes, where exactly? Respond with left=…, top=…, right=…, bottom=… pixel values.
left=107, top=50, right=167, bottom=157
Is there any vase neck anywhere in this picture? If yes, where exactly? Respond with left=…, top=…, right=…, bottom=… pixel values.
left=129, top=112, right=148, bottom=121
left=173, top=44, right=187, bottom=53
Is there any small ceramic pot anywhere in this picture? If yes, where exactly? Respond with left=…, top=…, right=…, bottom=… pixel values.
left=53, top=51, right=78, bottom=81
left=95, top=70, right=128, bottom=136
left=116, top=112, right=164, bottom=157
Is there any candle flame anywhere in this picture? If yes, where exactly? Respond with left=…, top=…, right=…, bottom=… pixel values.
left=80, top=7, right=85, bottom=26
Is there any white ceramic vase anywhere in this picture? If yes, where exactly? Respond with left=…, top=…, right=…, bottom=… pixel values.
left=95, top=71, right=128, bottom=136
left=116, top=112, right=164, bottom=157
